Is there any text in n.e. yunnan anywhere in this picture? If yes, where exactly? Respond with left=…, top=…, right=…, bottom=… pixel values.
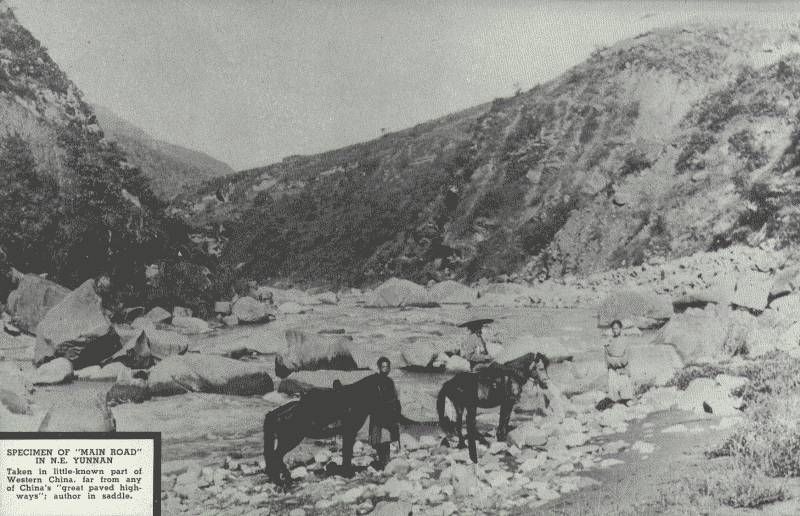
left=0, top=435, right=158, bottom=516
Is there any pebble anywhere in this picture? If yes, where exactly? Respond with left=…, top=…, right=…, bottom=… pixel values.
left=632, top=441, right=655, bottom=454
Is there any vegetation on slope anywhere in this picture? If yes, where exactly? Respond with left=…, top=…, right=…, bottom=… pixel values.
left=176, top=23, right=800, bottom=288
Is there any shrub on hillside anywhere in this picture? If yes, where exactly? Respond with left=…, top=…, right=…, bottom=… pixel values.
left=698, top=461, right=786, bottom=508
left=666, top=364, right=731, bottom=390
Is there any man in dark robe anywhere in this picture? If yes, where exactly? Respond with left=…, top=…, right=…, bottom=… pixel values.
left=369, top=356, right=401, bottom=470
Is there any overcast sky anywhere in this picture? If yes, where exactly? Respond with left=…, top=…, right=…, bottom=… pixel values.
left=8, top=1, right=797, bottom=170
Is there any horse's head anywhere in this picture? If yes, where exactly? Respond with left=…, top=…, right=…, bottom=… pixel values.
left=527, top=352, right=550, bottom=390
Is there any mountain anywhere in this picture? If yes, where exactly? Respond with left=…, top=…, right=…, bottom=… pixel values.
left=174, top=22, right=800, bottom=288
left=0, top=3, right=200, bottom=309
left=92, top=104, right=234, bottom=199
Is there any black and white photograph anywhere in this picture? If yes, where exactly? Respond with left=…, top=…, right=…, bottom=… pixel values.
left=1, top=1, right=800, bottom=514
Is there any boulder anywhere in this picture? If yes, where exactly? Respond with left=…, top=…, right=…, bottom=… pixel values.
left=213, top=301, right=230, bottom=315
left=173, top=306, right=193, bottom=318
left=746, top=326, right=782, bottom=357
left=597, top=289, right=673, bottom=328
left=274, top=329, right=358, bottom=379
left=5, top=274, right=70, bottom=334
left=231, top=297, right=271, bottom=324
left=222, top=315, right=239, bottom=327
left=33, top=279, right=120, bottom=369
left=508, top=424, right=550, bottom=447
left=428, top=281, right=477, bottom=305
left=772, top=266, right=800, bottom=297
left=0, top=389, right=30, bottom=414
left=144, top=329, right=189, bottom=360
left=171, top=316, right=210, bottom=334
left=400, top=342, right=439, bottom=369
left=778, top=322, right=800, bottom=350
left=106, top=368, right=150, bottom=405
left=495, top=335, right=573, bottom=364
left=655, top=312, right=728, bottom=363
left=433, top=353, right=470, bottom=372
left=32, top=357, right=73, bottom=385
left=372, top=501, right=413, bottom=516
left=626, top=345, right=684, bottom=387
left=145, top=306, right=172, bottom=323
left=731, top=271, right=771, bottom=311
left=0, top=360, right=33, bottom=395
left=131, top=317, right=156, bottom=331
left=364, top=278, right=438, bottom=308
left=676, top=378, right=742, bottom=416
left=148, top=354, right=274, bottom=396
left=107, top=330, right=154, bottom=369
left=315, top=292, right=339, bottom=305
left=769, top=294, right=800, bottom=322
left=38, top=394, right=116, bottom=432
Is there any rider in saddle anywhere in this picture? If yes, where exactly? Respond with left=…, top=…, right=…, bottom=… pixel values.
left=369, top=357, right=401, bottom=471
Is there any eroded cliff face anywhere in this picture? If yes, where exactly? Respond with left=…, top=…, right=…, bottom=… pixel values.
left=176, top=23, right=800, bottom=287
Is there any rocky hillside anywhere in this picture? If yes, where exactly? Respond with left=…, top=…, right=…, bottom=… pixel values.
left=92, top=104, right=234, bottom=199
left=173, top=22, right=800, bottom=288
left=0, top=4, right=199, bottom=309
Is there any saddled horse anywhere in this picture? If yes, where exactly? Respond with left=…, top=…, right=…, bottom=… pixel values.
left=263, top=374, right=410, bottom=486
left=436, top=352, right=549, bottom=463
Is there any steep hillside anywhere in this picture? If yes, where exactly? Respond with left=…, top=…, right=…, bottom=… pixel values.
left=0, top=4, right=203, bottom=310
left=175, top=22, right=800, bottom=287
left=93, top=105, right=235, bottom=199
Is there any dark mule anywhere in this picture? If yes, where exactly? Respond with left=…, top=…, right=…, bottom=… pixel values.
left=263, top=374, right=402, bottom=486
left=436, top=352, right=549, bottom=463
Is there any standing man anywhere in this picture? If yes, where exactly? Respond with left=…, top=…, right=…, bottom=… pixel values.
left=369, top=357, right=401, bottom=471
left=604, top=320, right=634, bottom=403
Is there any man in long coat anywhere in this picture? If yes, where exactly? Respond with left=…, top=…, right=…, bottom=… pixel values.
left=369, top=356, right=401, bottom=470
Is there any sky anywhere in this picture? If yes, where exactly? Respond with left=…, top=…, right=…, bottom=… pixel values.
left=8, top=1, right=799, bottom=170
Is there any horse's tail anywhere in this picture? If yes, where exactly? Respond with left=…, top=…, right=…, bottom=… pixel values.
left=437, top=384, right=453, bottom=434
left=263, top=411, right=278, bottom=469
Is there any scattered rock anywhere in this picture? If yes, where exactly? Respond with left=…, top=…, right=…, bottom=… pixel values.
left=278, top=302, right=307, bottom=315
left=372, top=501, right=413, bottom=516
left=172, top=306, right=192, bottom=318
left=632, top=441, right=655, bottom=454
left=428, top=280, right=478, bottom=305
left=145, top=329, right=189, bottom=360
left=214, top=301, right=232, bottom=314
left=222, top=314, right=239, bottom=327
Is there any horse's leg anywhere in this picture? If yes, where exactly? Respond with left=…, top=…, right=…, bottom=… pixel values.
left=339, top=428, right=356, bottom=478
left=273, top=431, right=303, bottom=486
left=466, top=404, right=478, bottom=463
left=496, top=400, right=514, bottom=441
left=456, top=405, right=467, bottom=449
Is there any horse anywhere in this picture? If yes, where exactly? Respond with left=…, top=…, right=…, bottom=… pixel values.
left=436, top=352, right=549, bottom=463
left=262, top=374, right=410, bottom=486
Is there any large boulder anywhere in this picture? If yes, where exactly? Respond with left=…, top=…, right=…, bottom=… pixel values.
left=597, top=289, right=673, bottom=328
left=0, top=389, right=31, bottom=415
left=770, top=265, right=800, bottom=298
left=364, top=278, right=438, bottom=308
left=768, top=294, right=800, bottom=322
left=400, top=342, right=439, bottom=369
left=32, top=357, right=74, bottom=385
left=231, top=297, right=271, bottom=324
left=626, top=345, right=684, bottom=387
left=428, top=281, right=477, bottom=305
left=148, top=354, right=274, bottom=396
left=494, top=335, right=573, bottom=364
left=145, top=329, right=189, bottom=360
left=274, top=329, right=359, bottom=379
left=5, top=274, right=70, bottom=334
left=38, top=394, right=116, bottom=432
left=33, top=279, right=120, bottom=369
left=655, top=312, right=728, bottom=364
left=675, top=378, right=742, bottom=416
left=730, top=271, right=772, bottom=311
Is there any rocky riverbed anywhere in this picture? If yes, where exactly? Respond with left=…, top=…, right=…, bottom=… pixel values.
left=0, top=298, right=758, bottom=515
